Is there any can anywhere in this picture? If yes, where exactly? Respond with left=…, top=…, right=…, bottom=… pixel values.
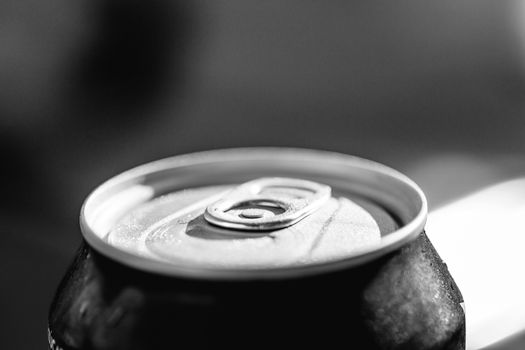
left=48, top=148, right=465, bottom=349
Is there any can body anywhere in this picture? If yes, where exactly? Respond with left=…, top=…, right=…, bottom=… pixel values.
left=48, top=148, right=465, bottom=349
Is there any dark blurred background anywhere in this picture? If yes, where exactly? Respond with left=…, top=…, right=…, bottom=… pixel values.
left=2, top=1, right=525, bottom=348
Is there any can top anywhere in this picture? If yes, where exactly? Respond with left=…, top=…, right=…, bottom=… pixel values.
left=81, top=148, right=427, bottom=280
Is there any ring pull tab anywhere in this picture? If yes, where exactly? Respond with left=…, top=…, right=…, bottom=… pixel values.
left=204, top=177, right=331, bottom=231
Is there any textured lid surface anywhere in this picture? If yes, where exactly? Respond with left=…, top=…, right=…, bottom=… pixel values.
left=81, top=148, right=427, bottom=279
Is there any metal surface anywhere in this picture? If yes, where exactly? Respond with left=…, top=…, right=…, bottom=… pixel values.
left=204, top=177, right=331, bottom=231
left=49, top=148, right=466, bottom=350
left=80, top=148, right=427, bottom=279
left=106, top=184, right=383, bottom=269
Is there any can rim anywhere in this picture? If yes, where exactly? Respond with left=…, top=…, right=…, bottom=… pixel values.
left=80, top=147, right=427, bottom=280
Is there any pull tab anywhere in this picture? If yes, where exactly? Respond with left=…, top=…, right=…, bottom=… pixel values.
left=204, top=178, right=331, bottom=231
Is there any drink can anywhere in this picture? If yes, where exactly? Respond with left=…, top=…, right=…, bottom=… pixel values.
left=48, top=148, right=465, bottom=349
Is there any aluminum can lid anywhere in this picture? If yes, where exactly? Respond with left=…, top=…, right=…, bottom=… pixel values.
left=81, top=148, right=427, bottom=279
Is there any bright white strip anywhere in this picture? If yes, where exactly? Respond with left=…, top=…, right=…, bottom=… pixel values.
left=427, top=178, right=525, bottom=349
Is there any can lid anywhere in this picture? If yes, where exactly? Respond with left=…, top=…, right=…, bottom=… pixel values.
left=81, top=148, right=427, bottom=280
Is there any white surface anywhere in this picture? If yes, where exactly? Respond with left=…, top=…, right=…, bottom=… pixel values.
left=426, top=179, right=525, bottom=349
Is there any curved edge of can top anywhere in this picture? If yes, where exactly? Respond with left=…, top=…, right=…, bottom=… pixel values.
left=79, top=147, right=428, bottom=280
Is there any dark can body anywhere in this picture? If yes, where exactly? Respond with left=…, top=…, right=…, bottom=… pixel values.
left=48, top=148, right=465, bottom=349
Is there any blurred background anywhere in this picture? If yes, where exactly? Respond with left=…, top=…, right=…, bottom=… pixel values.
left=2, top=1, right=525, bottom=348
